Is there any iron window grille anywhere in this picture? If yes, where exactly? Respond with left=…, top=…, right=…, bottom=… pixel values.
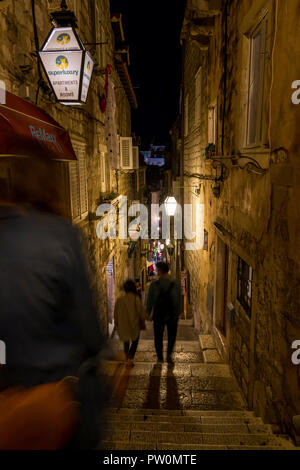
left=237, top=256, right=253, bottom=318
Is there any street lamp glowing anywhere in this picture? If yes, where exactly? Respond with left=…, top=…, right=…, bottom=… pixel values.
left=38, top=7, right=94, bottom=105
left=160, top=244, right=165, bottom=250
left=164, top=196, right=177, bottom=216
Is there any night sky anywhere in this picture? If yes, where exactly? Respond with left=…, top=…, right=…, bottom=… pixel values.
left=110, top=0, right=186, bottom=149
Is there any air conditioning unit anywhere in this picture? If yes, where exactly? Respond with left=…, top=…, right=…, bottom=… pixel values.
left=132, top=146, right=139, bottom=170
left=119, top=136, right=134, bottom=170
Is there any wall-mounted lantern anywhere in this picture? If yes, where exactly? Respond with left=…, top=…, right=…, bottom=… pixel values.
left=166, top=239, right=175, bottom=256
left=38, top=1, right=94, bottom=105
left=167, top=246, right=175, bottom=257
left=164, top=196, right=178, bottom=217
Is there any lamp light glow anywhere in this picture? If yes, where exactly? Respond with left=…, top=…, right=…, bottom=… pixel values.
left=164, top=196, right=177, bottom=216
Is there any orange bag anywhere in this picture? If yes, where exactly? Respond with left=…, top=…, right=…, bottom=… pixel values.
left=0, top=379, right=79, bottom=450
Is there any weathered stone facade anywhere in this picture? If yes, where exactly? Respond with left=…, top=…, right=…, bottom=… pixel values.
left=0, top=0, right=141, bottom=334
left=179, top=0, right=300, bottom=436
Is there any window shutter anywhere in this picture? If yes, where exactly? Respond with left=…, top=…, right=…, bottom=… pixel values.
left=69, top=161, right=81, bottom=220
left=195, top=68, right=202, bottom=125
left=70, top=142, right=88, bottom=221
left=208, top=106, right=217, bottom=144
left=101, top=151, right=106, bottom=193
left=78, top=146, right=88, bottom=215
left=120, top=137, right=133, bottom=169
left=246, top=16, right=268, bottom=146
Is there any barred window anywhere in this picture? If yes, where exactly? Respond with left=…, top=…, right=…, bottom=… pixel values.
left=237, top=256, right=253, bottom=318
left=195, top=67, right=202, bottom=125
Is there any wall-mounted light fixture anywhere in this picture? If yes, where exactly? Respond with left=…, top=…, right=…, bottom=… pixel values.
left=38, top=0, right=94, bottom=105
left=164, top=196, right=178, bottom=216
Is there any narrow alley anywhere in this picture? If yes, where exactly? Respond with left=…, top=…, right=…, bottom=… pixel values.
left=0, top=0, right=300, bottom=459
left=99, top=320, right=295, bottom=450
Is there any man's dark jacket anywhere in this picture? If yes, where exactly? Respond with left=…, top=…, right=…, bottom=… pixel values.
left=0, top=206, right=103, bottom=388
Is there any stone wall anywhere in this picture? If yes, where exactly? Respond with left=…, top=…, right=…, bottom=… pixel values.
left=181, top=0, right=300, bottom=435
left=0, top=0, right=138, bottom=335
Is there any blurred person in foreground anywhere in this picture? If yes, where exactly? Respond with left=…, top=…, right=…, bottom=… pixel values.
left=147, top=262, right=181, bottom=364
left=114, top=280, right=146, bottom=368
left=0, top=156, right=107, bottom=450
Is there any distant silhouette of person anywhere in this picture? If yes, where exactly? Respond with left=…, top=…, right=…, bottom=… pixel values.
left=147, top=262, right=181, bottom=364
left=135, top=279, right=142, bottom=299
left=114, top=280, right=146, bottom=368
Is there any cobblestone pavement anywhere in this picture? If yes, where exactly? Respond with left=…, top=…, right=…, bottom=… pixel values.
left=99, top=321, right=297, bottom=450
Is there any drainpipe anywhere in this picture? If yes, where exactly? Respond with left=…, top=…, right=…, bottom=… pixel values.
left=221, top=0, right=228, bottom=159
left=180, top=39, right=186, bottom=273
left=180, top=38, right=187, bottom=319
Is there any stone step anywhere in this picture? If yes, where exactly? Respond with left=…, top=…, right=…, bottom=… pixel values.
left=198, top=335, right=223, bottom=363
left=103, top=413, right=264, bottom=425
left=108, top=339, right=201, bottom=353
left=99, top=441, right=291, bottom=451
left=178, top=319, right=194, bottom=326
left=100, top=430, right=294, bottom=448
left=102, top=421, right=272, bottom=434
left=158, top=444, right=295, bottom=451
left=106, top=408, right=253, bottom=417
left=101, top=362, right=233, bottom=378
left=102, top=351, right=204, bottom=363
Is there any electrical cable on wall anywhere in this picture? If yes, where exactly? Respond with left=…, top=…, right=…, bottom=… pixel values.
left=220, top=0, right=229, bottom=183
left=31, top=0, right=42, bottom=105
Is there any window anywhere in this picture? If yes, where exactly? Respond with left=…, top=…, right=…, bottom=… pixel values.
left=237, top=256, right=253, bottom=318
left=246, top=15, right=268, bottom=146
left=100, top=151, right=107, bottom=193
left=208, top=106, right=217, bottom=145
left=69, top=142, right=88, bottom=221
left=195, top=67, right=202, bottom=125
left=184, top=94, right=189, bottom=137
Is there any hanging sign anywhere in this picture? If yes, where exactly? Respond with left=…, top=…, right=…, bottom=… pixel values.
left=39, top=26, right=94, bottom=106
left=81, top=51, right=94, bottom=103
left=39, top=50, right=83, bottom=104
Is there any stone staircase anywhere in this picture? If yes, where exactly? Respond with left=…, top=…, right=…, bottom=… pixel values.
left=99, top=408, right=295, bottom=450
left=99, top=325, right=297, bottom=450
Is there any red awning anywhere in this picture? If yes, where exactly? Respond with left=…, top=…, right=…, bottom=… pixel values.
left=0, top=92, right=77, bottom=161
